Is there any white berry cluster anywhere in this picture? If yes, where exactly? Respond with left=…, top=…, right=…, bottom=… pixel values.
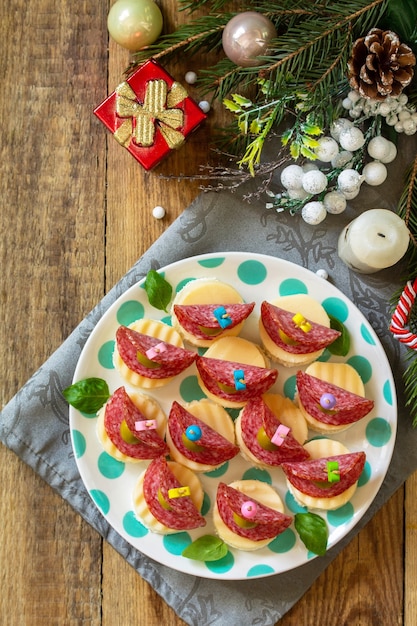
left=268, top=96, right=401, bottom=224
left=342, top=90, right=417, bottom=135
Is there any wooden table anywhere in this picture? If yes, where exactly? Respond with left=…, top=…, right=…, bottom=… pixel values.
left=1, top=1, right=416, bottom=624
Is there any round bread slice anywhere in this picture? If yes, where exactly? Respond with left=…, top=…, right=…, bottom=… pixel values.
left=171, top=277, right=247, bottom=347
left=296, top=361, right=370, bottom=434
left=284, top=439, right=361, bottom=510
left=259, top=294, right=331, bottom=367
left=213, top=479, right=290, bottom=551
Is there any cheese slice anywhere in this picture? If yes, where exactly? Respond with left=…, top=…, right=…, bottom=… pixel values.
left=96, top=390, right=167, bottom=462
left=259, top=294, right=330, bottom=367
left=286, top=439, right=358, bottom=510
left=213, top=480, right=285, bottom=551
left=197, top=336, right=270, bottom=408
left=171, top=278, right=245, bottom=347
left=298, top=362, right=365, bottom=433
left=132, top=461, right=204, bottom=535
left=113, top=319, right=184, bottom=389
left=166, top=398, right=236, bottom=472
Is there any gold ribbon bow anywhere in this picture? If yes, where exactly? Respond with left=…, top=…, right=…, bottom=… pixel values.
left=113, top=79, right=187, bottom=150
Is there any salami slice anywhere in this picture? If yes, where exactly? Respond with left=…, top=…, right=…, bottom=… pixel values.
left=104, top=387, right=169, bottom=459
left=296, top=370, right=374, bottom=425
left=116, top=326, right=196, bottom=379
left=260, top=301, right=341, bottom=354
left=168, top=401, right=239, bottom=465
left=239, top=397, right=309, bottom=465
left=143, top=457, right=206, bottom=530
left=173, top=302, right=255, bottom=339
left=281, top=451, right=366, bottom=498
left=196, top=356, right=278, bottom=402
left=216, top=482, right=292, bottom=540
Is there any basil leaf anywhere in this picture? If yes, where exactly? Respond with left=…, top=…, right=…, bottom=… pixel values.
left=327, top=315, right=350, bottom=356
left=182, top=535, right=228, bottom=562
left=63, top=377, right=110, bottom=413
left=144, top=269, right=173, bottom=313
left=294, top=512, right=328, bottom=556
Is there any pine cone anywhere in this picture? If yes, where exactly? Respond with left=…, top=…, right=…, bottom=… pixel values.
left=347, top=28, right=416, bottom=100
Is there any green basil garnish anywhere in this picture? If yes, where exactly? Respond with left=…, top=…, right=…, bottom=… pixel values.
left=327, top=315, right=350, bottom=356
left=63, top=377, right=110, bottom=413
left=294, top=512, right=328, bottom=556
left=144, top=269, right=173, bottom=313
left=182, top=535, right=228, bottom=562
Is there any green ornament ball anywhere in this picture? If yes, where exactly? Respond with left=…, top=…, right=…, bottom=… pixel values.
left=107, top=0, right=163, bottom=52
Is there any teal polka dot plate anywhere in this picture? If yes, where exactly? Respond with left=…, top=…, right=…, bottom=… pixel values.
left=69, top=252, right=397, bottom=581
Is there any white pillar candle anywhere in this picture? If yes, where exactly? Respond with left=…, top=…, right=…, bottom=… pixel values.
left=337, top=209, right=410, bottom=273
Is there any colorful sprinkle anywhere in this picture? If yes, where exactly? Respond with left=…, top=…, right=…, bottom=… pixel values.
left=241, top=501, right=257, bottom=519
left=213, top=306, right=232, bottom=328
left=292, top=313, right=312, bottom=333
left=320, top=393, right=336, bottom=410
left=145, top=342, right=167, bottom=360
left=327, top=461, right=340, bottom=483
left=271, top=424, right=291, bottom=446
left=135, top=419, right=157, bottom=431
left=233, top=369, right=246, bottom=390
left=168, top=486, right=191, bottom=499
left=185, top=425, right=202, bottom=441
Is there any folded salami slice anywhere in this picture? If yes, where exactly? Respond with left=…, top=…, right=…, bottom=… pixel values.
left=239, top=397, right=309, bottom=465
left=261, top=301, right=341, bottom=354
left=168, top=401, right=239, bottom=466
left=196, top=356, right=278, bottom=402
left=296, top=370, right=374, bottom=425
left=143, top=457, right=206, bottom=531
left=116, top=326, right=196, bottom=378
left=216, top=482, right=292, bottom=540
left=173, top=302, right=255, bottom=340
left=104, top=387, right=169, bottom=459
left=282, top=451, right=366, bottom=498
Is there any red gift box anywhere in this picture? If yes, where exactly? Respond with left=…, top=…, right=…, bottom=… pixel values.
left=94, top=59, right=207, bottom=171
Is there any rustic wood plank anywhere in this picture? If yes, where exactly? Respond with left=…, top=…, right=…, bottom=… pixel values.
left=0, top=0, right=107, bottom=623
left=405, top=472, right=417, bottom=626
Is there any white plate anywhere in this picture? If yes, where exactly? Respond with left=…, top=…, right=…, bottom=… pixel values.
left=69, top=252, right=397, bottom=580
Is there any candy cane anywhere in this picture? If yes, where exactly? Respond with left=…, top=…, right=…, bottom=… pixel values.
left=389, top=277, right=417, bottom=349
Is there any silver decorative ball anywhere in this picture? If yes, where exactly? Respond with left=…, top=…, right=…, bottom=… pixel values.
left=222, top=12, right=277, bottom=67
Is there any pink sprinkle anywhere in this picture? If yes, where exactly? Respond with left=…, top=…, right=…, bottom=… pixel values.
left=241, top=501, right=257, bottom=519
left=135, top=419, right=157, bottom=431
left=145, top=342, right=167, bottom=360
left=271, top=424, right=291, bottom=446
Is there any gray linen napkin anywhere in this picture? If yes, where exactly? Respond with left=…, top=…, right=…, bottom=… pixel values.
left=1, top=154, right=416, bottom=625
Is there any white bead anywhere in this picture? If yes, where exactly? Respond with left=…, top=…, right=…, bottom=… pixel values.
left=341, top=187, right=361, bottom=199
left=280, top=164, right=304, bottom=190
left=381, top=142, right=397, bottom=163
left=367, top=136, right=392, bottom=161
left=302, top=163, right=318, bottom=172
left=394, top=121, right=404, bottom=132
left=332, top=150, right=354, bottom=169
left=199, top=100, right=210, bottom=113
left=316, top=269, right=328, bottom=279
left=342, top=97, right=353, bottom=110
left=363, top=161, right=387, bottom=186
left=323, top=191, right=347, bottom=214
left=185, top=71, right=198, bottom=84
left=399, top=110, right=411, bottom=121
left=152, top=205, right=166, bottom=219
left=302, top=169, right=328, bottom=194
left=386, top=113, right=398, bottom=126
left=378, top=102, right=391, bottom=116
left=287, top=187, right=309, bottom=200
left=314, top=136, right=339, bottom=162
left=301, top=201, right=327, bottom=225
left=337, top=168, right=363, bottom=193
left=348, top=90, right=361, bottom=103
left=330, top=118, right=353, bottom=141
left=339, top=127, right=365, bottom=151
left=398, top=93, right=409, bottom=105
left=348, top=109, right=361, bottom=119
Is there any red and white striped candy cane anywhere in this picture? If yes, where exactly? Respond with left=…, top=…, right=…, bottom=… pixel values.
left=389, top=277, right=417, bottom=349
